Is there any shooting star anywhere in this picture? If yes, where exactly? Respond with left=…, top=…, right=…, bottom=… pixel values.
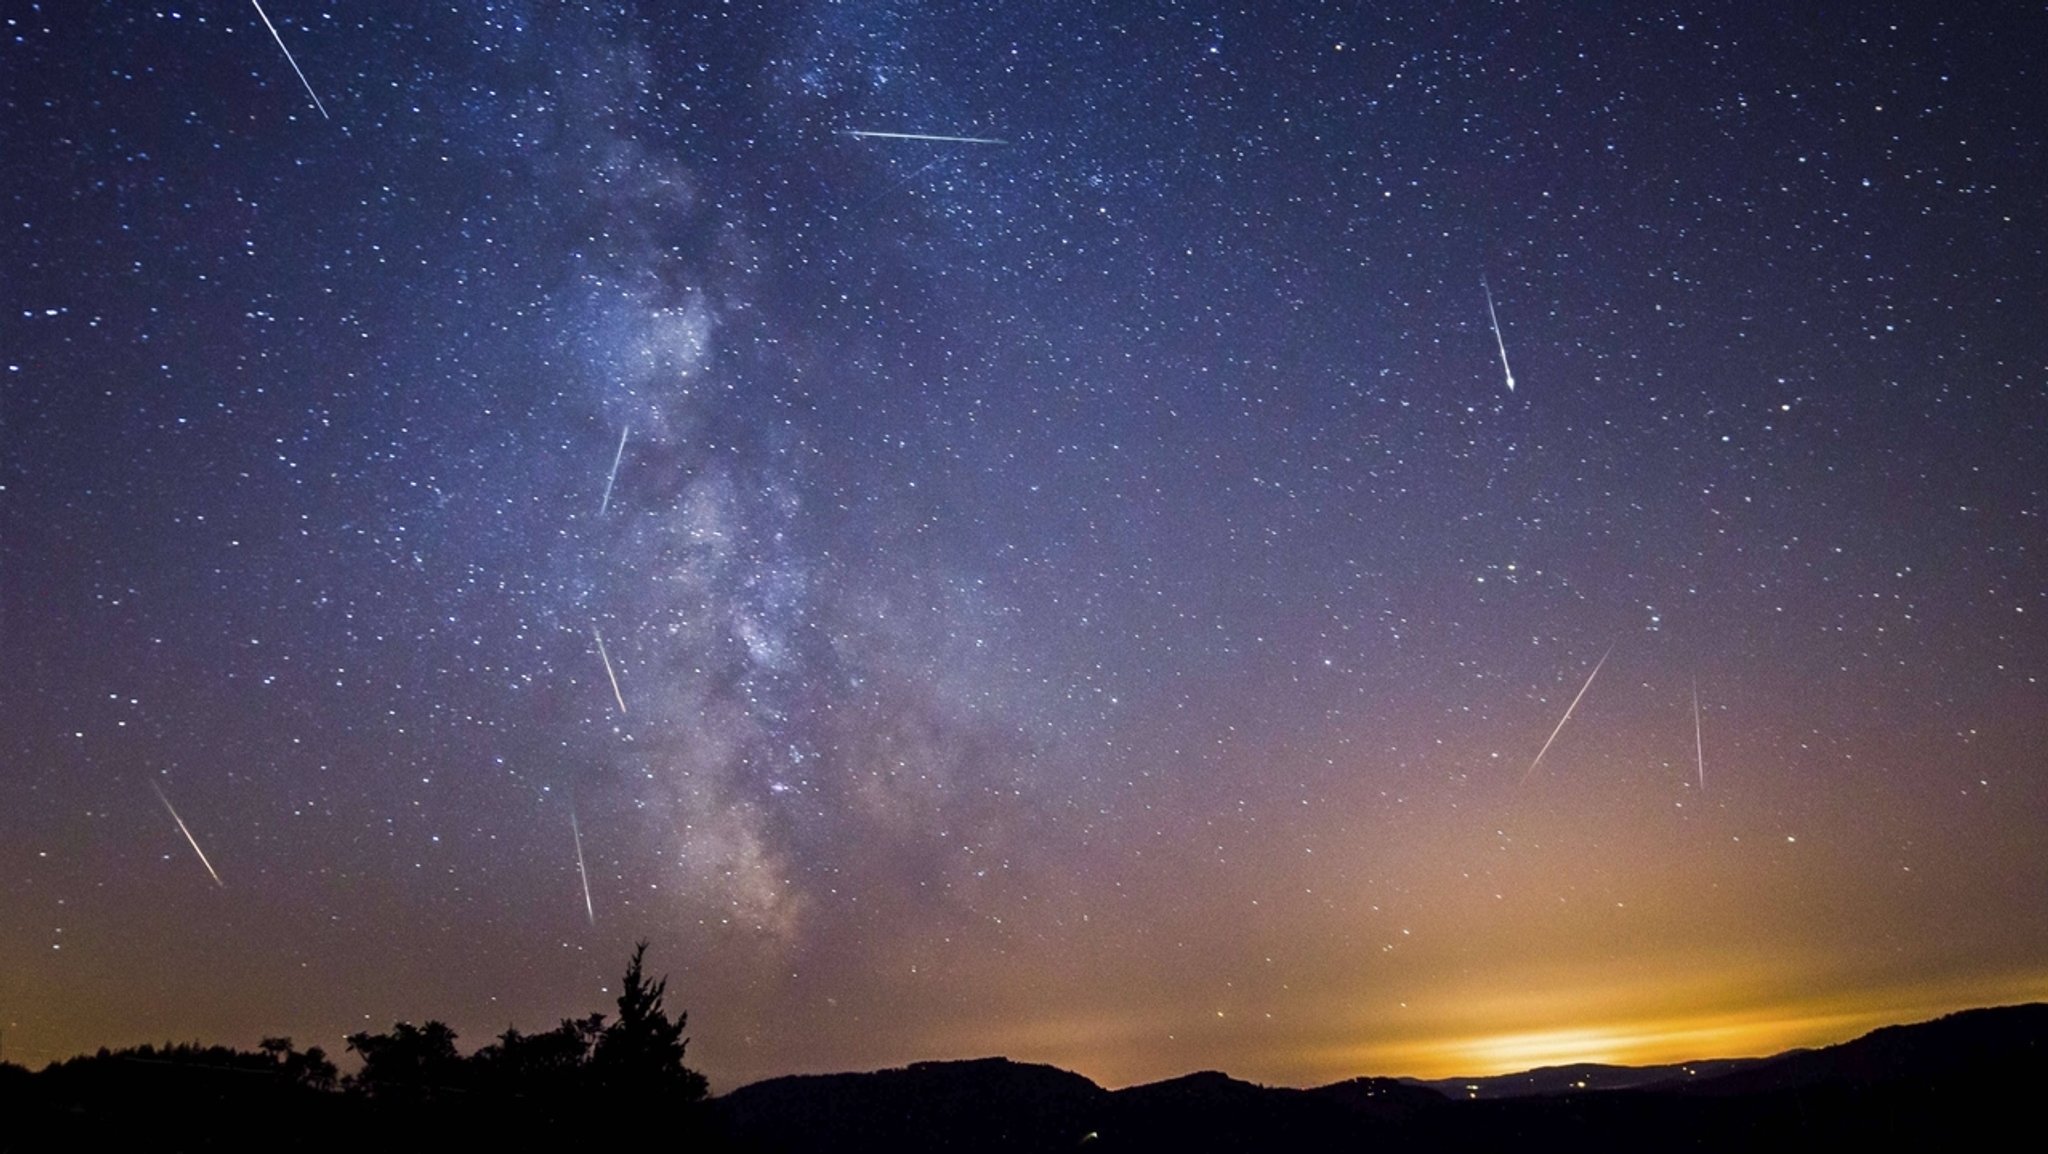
left=1520, top=644, right=1613, bottom=786
left=250, top=1, right=330, bottom=120
left=149, top=780, right=223, bottom=887
left=843, top=129, right=1007, bottom=146
left=571, top=808, right=595, bottom=925
left=594, top=626, right=627, bottom=716
left=1692, top=676, right=1706, bottom=792
left=1481, top=275, right=1516, bottom=393
left=598, top=425, right=629, bottom=517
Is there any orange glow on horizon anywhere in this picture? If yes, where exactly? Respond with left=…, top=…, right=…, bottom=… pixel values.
left=1376, top=1010, right=1881, bottom=1078
left=1294, top=972, right=2048, bottom=1083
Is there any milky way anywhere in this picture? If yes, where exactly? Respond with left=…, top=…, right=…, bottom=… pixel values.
left=3, top=3, right=2045, bottom=1088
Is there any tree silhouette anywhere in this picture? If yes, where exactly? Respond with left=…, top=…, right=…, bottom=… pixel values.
left=591, top=940, right=709, bottom=1102
left=471, top=1013, right=606, bottom=1097
left=344, top=1020, right=464, bottom=1102
left=260, top=1036, right=338, bottom=1091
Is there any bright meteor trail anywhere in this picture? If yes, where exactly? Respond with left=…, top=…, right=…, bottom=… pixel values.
left=1481, top=275, right=1516, bottom=393
left=594, top=626, right=627, bottom=716
left=1693, top=676, right=1706, bottom=792
left=598, top=425, right=628, bottom=517
left=571, top=808, right=595, bottom=926
left=844, top=129, right=1008, bottom=145
left=1520, top=644, right=1613, bottom=786
left=250, top=1, right=329, bottom=121
left=149, top=780, right=223, bottom=887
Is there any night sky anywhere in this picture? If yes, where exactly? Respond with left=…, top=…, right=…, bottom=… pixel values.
left=4, top=2, right=2045, bottom=1090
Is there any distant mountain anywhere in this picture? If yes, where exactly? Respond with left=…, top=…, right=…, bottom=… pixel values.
left=17, top=1004, right=2041, bottom=1150
left=1098, top=1070, right=1444, bottom=1151
left=1399, top=1003, right=2048, bottom=1104
left=1666, top=1002, right=2048, bottom=1097
left=1403, top=1056, right=1765, bottom=1099
left=1302, top=1074, right=1449, bottom=1120
left=714, top=1003, right=2048, bottom=1152
left=719, top=1061, right=1447, bottom=1153
left=719, top=1057, right=1107, bottom=1152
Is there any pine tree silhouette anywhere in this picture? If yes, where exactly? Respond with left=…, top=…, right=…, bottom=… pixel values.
left=591, top=940, right=709, bottom=1102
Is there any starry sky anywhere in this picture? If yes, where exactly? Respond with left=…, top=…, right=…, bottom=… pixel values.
left=3, top=1, right=2045, bottom=1089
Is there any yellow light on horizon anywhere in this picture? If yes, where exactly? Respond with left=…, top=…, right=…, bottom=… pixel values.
left=1318, top=1010, right=1849, bottom=1081
left=1318, top=993, right=2046, bottom=1083
left=1455, top=1025, right=1634, bottom=1071
left=1444, top=1012, right=1856, bottom=1075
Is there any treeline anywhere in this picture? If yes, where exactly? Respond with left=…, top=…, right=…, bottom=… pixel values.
left=340, top=942, right=708, bottom=1104
left=3, top=942, right=728, bottom=1150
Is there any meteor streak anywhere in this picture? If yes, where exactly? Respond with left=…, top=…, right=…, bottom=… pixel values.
left=1692, top=676, right=1706, bottom=792
left=598, top=425, right=629, bottom=516
left=571, top=808, right=595, bottom=925
left=843, top=129, right=1007, bottom=146
left=1481, top=275, right=1516, bottom=393
left=250, top=1, right=329, bottom=120
left=1520, top=644, right=1613, bottom=786
left=594, top=626, right=627, bottom=715
left=150, top=780, right=223, bottom=887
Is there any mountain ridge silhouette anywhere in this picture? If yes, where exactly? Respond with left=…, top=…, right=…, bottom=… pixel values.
left=8, top=1002, right=2045, bottom=1150
left=716, top=1002, right=2048, bottom=1152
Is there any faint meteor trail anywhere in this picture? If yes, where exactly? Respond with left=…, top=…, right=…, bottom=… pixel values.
left=149, top=780, right=223, bottom=887
left=1481, top=275, right=1516, bottom=393
left=250, top=1, right=329, bottom=120
left=844, top=129, right=1007, bottom=145
left=598, top=425, right=629, bottom=516
left=571, top=808, right=595, bottom=925
left=1692, top=676, right=1706, bottom=792
left=1520, top=644, right=1613, bottom=786
left=594, top=626, right=627, bottom=715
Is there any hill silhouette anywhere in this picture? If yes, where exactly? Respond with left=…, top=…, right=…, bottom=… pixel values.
left=714, top=1003, right=2048, bottom=1153
left=1662, top=1002, right=2048, bottom=1097
left=720, top=1057, right=1105, bottom=1151
left=1403, top=1056, right=1765, bottom=1099
left=7, top=998, right=2046, bottom=1150
left=719, top=1063, right=1448, bottom=1153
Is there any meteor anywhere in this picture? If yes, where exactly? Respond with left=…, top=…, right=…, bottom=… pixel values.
left=249, top=1, right=329, bottom=120
left=1481, top=275, right=1516, bottom=393
left=594, top=626, right=627, bottom=715
left=843, top=129, right=1007, bottom=146
left=598, top=425, right=629, bottom=517
left=1692, top=676, right=1706, bottom=792
left=571, top=808, right=595, bottom=925
left=1520, top=644, right=1613, bottom=787
left=149, top=780, right=223, bottom=887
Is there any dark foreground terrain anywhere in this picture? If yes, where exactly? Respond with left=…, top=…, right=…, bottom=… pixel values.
left=7, top=1003, right=2045, bottom=1152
